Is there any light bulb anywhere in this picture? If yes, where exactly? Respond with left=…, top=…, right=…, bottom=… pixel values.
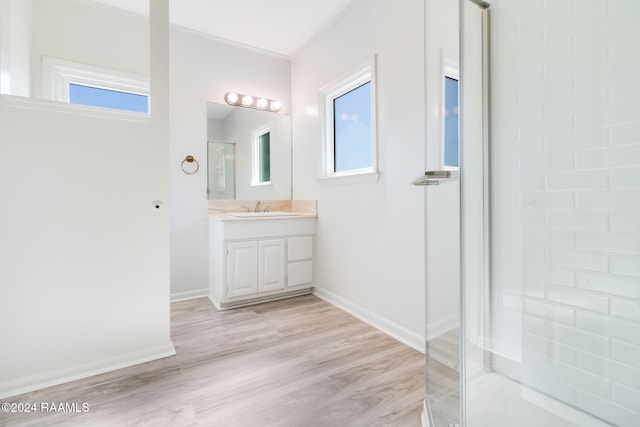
left=270, top=100, right=281, bottom=111
left=225, top=92, right=238, bottom=104
left=256, top=98, right=268, bottom=109
left=242, top=95, right=254, bottom=106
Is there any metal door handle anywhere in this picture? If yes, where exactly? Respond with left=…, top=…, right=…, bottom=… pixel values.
left=412, top=170, right=459, bottom=186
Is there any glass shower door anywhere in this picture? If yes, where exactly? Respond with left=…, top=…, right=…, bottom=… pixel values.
left=460, top=1, right=640, bottom=426
left=421, top=0, right=464, bottom=424
left=207, top=141, right=236, bottom=200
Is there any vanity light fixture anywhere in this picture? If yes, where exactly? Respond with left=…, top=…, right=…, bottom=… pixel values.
left=225, top=92, right=238, bottom=103
left=224, top=92, right=281, bottom=112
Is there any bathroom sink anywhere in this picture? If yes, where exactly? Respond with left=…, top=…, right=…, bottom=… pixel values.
left=227, top=211, right=299, bottom=218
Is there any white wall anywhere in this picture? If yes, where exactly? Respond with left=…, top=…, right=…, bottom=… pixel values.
left=207, top=117, right=227, bottom=140
left=490, top=0, right=640, bottom=425
left=30, top=0, right=149, bottom=99
left=0, top=0, right=172, bottom=399
left=291, top=0, right=426, bottom=349
left=169, top=29, right=291, bottom=300
left=0, top=0, right=32, bottom=96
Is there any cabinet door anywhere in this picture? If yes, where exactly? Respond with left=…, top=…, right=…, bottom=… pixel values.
left=227, top=241, right=258, bottom=298
left=258, top=239, right=285, bottom=292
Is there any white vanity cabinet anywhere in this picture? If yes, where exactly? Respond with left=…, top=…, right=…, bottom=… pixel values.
left=209, top=217, right=316, bottom=309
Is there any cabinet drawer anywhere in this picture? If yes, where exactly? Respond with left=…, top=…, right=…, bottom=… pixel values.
left=288, top=236, right=313, bottom=261
left=288, top=261, right=313, bottom=287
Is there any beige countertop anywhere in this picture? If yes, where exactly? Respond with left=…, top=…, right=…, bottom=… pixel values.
left=208, top=200, right=317, bottom=221
left=208, top=212, right=317, bottom=221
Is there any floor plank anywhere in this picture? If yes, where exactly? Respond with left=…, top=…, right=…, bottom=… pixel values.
left=1, top=295, right=425, bottom=426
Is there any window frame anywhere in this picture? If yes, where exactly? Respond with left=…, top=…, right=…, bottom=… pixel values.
left=43, top=56, right=150, bottom=114
left=319, top=56, right=378, bottom=183
left=251, top=124, right=271, bottom=186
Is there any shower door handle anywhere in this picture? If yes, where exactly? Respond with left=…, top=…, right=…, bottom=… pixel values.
left=466, top=0, right=489, bottom=9
left=412, top=170, right=459, bottom=186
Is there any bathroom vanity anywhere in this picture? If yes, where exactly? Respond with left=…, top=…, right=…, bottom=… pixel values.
left=209, top=211, right=316, bottom=309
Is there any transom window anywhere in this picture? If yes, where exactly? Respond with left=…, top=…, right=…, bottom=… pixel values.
left=69, top=83, right=148, bottom=113
left=43, top=56, right=149, bottom=114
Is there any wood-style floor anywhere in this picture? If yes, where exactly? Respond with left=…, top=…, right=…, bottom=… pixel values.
left=1, top=295, right=425, bottom=426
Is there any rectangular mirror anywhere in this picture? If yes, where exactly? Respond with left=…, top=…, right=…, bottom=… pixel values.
left=207, top=102, right=292, bottom=200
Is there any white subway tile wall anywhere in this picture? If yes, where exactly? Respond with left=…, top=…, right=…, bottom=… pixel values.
left=492, top=0, right=640, bottom=425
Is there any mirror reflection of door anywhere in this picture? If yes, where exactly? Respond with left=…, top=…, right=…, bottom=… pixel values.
left=208, top=140, right=236, bottom=200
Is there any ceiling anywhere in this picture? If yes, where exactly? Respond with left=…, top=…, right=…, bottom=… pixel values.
left=92, top=0, right=357, bottom=56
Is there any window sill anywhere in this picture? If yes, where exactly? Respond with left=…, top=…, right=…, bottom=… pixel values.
left=251, top=183, right=274, bottom=190
left=317, top=171, right=380, bottom=186
left=0, top=94, right=149, bottom=122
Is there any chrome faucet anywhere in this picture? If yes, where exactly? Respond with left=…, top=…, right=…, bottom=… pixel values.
left=240, top=205, right=250, bottom=213
left=264, top=205, right=272, bottom=212
left=254, top=200, right=261, bottom=212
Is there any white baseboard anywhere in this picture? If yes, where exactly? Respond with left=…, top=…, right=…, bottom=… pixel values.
left=426, top=313, right=459, bottom=341
left=211, top=289, right=313, bottom=311
left=209, top=294, right=222, bottom=310
left=312, top=287, right=425, bottom=353
left=0, top=342, right=176, bottom=400
left=170, top=289, right=209, bottom=302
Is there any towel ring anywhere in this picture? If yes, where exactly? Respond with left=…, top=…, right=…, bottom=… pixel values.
left=181, top=155, right=199, bottom=175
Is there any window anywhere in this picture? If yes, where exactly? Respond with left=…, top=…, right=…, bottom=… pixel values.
left=320, top=57, right=377, bottom=181
left=443, top=63, right=460, bottom=169
left=252, top=125, right=271, bottom=185
left=43, top=56, right=149, bottom=114
left=69, top=84, right=148, bottom=113
left=333, top=82, right=372, bottom=172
